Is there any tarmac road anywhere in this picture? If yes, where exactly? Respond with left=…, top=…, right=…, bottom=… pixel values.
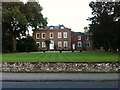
left=1, top=81, right=119, bottom=88
left=0, top=72, right=119, bottom=88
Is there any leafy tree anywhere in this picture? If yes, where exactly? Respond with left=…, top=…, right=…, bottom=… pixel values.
left=44, top=39, right=51, bottom=50
left=88, top=1, right=120, bottom=51
left=2, top=1, right=47, bottom=53
left=2, top=2, right=27, bottom=52
left=16, top=36, right=38, bottom=52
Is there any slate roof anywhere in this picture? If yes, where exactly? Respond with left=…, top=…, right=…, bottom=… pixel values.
left=44, top=25, right=68, bottom=30
left=71, top=31, right=83, bottom=35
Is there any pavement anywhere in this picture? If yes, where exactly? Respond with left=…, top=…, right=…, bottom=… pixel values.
left=1, top=72, right=119, bottom=81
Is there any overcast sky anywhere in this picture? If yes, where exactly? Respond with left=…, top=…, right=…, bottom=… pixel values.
left=23, top=0, right=96, bottom=33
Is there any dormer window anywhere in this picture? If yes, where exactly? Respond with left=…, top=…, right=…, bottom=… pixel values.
left=78, top=36, right=81, bottom=40
left=50, top=26, right=54, bottom=29
left=60, top=26, right=64, bottom=29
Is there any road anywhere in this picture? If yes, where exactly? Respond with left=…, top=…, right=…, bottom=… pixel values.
left=0, top=73, right=119, bottom=88
left=1, top=81, right=119, bottom=88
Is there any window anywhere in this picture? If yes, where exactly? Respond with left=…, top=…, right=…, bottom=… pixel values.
left=85, top=42, right=90, bottom=47
left=50, top=33, right=54, bottom=38
left=36, top=42, right=40, bottom=48
left=42, top=42, right=46, bottom=48
left=60, top=26, right=64, bottom=29
left=36, top=33, right=40, bottom=39
left=85, top=36, right=89, bottom=40
left=78, top=41, right=82, bottom=47
left=64, top=41, right=68, bottom=48
left=42, top=33, right=46, bottom=39
left=58, top=41, right=62, bottom=48
left=50, top=26, right=54, bottom=29
left=58, top=32, right=62, bottom=38
left=78, top=36, right=81, bottom=40
left=63, top=32, right=67, bottom=38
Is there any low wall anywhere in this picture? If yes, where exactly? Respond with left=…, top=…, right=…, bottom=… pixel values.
left=1, top=62, right=120, bottom=73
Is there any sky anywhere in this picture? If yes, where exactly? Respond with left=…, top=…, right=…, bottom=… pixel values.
left=23, top=0, right=95, bottom=33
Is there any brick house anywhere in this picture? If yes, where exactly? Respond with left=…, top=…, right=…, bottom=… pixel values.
left=33, top=25, right=93, bottom=51
left=71, top=31, right=93, bottom=51
left=32, top=25, right=71, bottom=50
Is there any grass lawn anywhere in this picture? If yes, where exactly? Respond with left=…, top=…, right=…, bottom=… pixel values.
left=1, top=51, right=119, bottom=62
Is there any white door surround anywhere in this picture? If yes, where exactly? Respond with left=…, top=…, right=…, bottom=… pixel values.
left=49, top=40, right=54, bottom=50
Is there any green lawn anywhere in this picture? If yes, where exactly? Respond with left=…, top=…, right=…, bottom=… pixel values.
left=1, top=51, right=119, bottom=62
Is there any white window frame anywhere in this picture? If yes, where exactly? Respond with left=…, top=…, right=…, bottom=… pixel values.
left=85, top=42, right=90, bottom=47
left=78, top=41, right=82, bottom=47
left=58, top=32, right=62, bottom=38
left=50, top=27, right=54, bottom=29
left=64, top=41, right=68, bottom=48
left=42, top=33, right=46, bottom=39
left=50, top=33, right=54, bottom=39
left=58, top=41, right=62, bottom=48
left=36, top=42, right=40, bottom=48
left=60, top=26, right=64, bottom=29
left=63, top=32, right=67, bottom=38
left=36, top=33, right=40, bottom=39
left=85, top=36, right=89, bottom=41
left=42, top=42, right=46, bottom=48
left=78, top=36, right=81, bottom=40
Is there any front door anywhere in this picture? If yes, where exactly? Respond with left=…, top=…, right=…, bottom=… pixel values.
left=72, top=44, right=75, bottom=50
left=49, top=40, right=54, bottom=50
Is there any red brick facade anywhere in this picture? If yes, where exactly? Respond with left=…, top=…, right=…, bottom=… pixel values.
left=32, top=25, right=71, bottom=50
left=32, top=25, right=93, bottom=51
left=71, top=32, right=93, bottom=51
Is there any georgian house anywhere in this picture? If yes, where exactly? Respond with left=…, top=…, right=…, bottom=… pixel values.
left=32, top=25, right=71, bottom=50
left=32, top=25, right=93, bottom=51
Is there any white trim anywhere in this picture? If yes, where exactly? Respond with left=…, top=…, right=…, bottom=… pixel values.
left=50, top=32, right=54, bottom=39
left=85, top=36, right=89, bottom=41
left=36, top=42, right=40, bottom=48
left=63, top=32, right=67, bottom=38
left=49, top=40, right=54, bottom=50
left=42, top=42, right=46, bottom=48
left=85, top=41, right=90, bottom=47
left=58, top=32, right=62, bottom=38
left=78, top=41, right=82, bottom=47
left=36, top=33, right=40, bottom=39
left=78, top=36, right=81, bottom=40
left=72, top=44, right=75, bottom=50
left=58, top=41, right=62, bottom=48
left=42, top=33, right=46, bottom=39
left=64, top=41, right=68, bottom=48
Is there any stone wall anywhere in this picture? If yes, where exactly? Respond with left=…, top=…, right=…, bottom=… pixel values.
left=1, top=62, right=120, bottom=73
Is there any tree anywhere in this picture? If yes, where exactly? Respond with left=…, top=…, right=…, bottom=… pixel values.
left=2, top=2, right=28, bottom=52
left=44, top=40, right=51, bottom=50
left=2, top=1, right=47, bottom=53
left=23, top=2, right=48, bottom=29
left=16, top=36, right=38, bottom=52
left=88, top=1, right=120, bottom=51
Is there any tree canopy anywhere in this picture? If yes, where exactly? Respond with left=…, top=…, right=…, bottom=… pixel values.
left=88, top=1, right=120, bottom=51
left=2, top=1, right=47, bottom=53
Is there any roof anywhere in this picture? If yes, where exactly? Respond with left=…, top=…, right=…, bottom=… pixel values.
left=43, top=25, right=70, bottom=30
left=71, top=31, right=83, bottom=35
